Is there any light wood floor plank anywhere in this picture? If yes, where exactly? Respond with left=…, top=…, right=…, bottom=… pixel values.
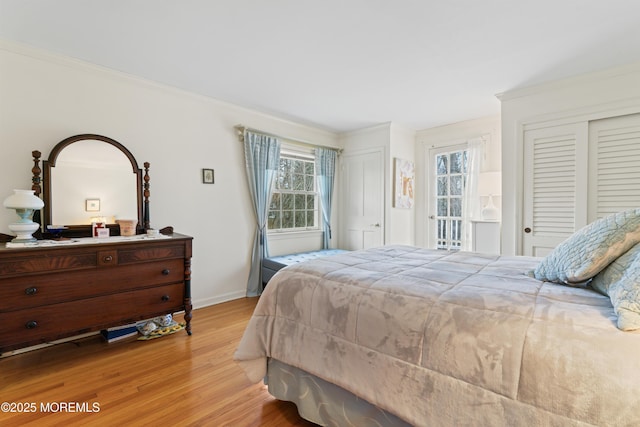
left=0, top=297, right=315, bottom=426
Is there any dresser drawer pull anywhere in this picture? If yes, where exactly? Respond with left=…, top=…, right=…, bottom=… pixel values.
left=103, top=255, right=114, bottom=263
left=25, top=287, right=38, bottom=295
left=25, top=320, right=38, bottom=329
left=161, top=295, right=170, bottom=302
left=162, top=269, right=170, bottom=275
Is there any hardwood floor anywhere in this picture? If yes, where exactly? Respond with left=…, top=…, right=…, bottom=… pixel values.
left=0, top=297, right=316, bottom=426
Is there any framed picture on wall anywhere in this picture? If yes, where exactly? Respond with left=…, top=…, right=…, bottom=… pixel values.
left=85, top=198, right=100, bottom=212
left=202, top=168, right=214, bottom=184
left=393, top=158, right=414, bottom=209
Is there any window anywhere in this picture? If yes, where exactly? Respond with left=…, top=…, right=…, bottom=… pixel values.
left=268, top=153, right=318, bottom=231
left=434, top=149, right=468, bottom=250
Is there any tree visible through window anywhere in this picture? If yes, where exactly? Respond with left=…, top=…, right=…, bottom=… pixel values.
left=435, top=150, right=468, bottom=250
left=268, top=155, right=318, bottom=231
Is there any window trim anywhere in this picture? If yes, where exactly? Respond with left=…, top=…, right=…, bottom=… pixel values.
left=268, top=148, right=320, bottom=233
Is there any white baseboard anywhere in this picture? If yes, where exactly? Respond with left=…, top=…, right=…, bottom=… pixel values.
left=193, top=290, right=247, bottom=310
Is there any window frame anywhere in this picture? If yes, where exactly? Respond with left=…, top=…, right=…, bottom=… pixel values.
left=268, top=148, right=319, bottom=233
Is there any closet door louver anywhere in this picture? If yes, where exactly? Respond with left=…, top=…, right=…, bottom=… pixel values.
left=589, top=113, right=640, bottom=221
left=522, top=124, right=588, bottom=256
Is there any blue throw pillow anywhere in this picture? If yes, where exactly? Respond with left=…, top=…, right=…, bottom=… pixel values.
left=531, top=209, right=640, bottom=284
left=591, top=243, right=640, bottom=331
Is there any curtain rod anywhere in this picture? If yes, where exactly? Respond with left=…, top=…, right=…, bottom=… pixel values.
left=234, top=125, right=342, bottom=153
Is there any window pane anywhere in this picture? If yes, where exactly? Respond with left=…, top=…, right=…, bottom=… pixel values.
left=452, top=219, right=462, bottom=241
left=282, top=194, right=293, bottom=210
left=293, top=160, right=304, bottom=174
left=437, top=177, right=448, bottom=196
left=293, top=174, right=305, bottom=190
left=437, top=198, right=448, bottom=216
left=280, top=159, right=292, bottom=189
left=450, top=198, right=462, bottom=217
left=305, top=162, right=314, bottom=175
left=450, top=175, right=462, bottom=196
left=294, top=211, right=306, bottom=228
left=268, top=211, right=280, bottom=229
left=282, top=211, right=293, bottom=229
left=306, top=194, right=315, bottom=209
left=305, top=175, right=314, bottom=191
left=294, top=194, right=305, bottom=209
left=436, top=155, right=448, bottom=175
left=450, top=152, right=463, bottom=174
left=307, top=210, right=315, bottom=227
left=269, top=193, right=280, bottom=210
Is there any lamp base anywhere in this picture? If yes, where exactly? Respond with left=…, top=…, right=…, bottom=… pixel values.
left=8, top=221, right=39, bottom=243
left=481, top=195, right=499, bottom=221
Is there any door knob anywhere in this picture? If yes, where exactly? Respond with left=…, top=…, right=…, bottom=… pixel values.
left=370, top=223, right=380, bottom=227
left=524, top=227, right=532, bottom=233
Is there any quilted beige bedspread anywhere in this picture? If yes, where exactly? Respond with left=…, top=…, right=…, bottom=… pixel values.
left=234, top=246, right=640, bottom=426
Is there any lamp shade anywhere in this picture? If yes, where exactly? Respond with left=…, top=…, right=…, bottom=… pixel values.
left=477, top=171, right=502, bottom=197
left=3, top=189, right=44, bottom=210
left=4, top=190, right=44, bottom=243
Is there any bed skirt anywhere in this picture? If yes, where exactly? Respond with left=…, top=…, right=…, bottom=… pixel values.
left=266, top=358, right=410, bottom=427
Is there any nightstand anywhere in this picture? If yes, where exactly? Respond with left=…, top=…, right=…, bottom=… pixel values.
left=471, top=220, right=501, bottom=254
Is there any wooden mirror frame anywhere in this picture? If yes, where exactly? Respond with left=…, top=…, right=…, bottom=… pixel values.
left=34, top=134, right=150, bottom=237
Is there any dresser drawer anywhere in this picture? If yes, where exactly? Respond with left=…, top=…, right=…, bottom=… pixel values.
left=0, top=283, right=185, bottom=351
left=0, top=258, right=185, bottom=312
left=0, top=250, right=97, bottom=277
left=118, top=244, right=186, bottom=264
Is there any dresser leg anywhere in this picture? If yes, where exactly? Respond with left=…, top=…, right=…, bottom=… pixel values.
left=184, top=298, right=193, bottom=335
left=184, top=258, right=192, bottom=335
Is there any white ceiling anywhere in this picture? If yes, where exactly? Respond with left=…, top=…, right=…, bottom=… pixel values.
left=2, top=1, right=640, bottom=133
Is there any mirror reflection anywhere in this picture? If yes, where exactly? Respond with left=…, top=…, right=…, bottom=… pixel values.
left=50, top=140, right=139, bottom=225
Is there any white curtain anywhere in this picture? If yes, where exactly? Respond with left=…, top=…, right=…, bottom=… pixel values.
left=462, top=137, right=483, bottom=251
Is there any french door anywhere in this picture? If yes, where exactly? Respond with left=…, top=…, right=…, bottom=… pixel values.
left=428, top=145, right=468, bottom=250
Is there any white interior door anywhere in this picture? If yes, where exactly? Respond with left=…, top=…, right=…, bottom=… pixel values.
left=341, top=149, right=384, bottom=250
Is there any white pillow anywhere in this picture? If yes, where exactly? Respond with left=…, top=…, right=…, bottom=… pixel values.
left=531, top=209, right=640, bottom=284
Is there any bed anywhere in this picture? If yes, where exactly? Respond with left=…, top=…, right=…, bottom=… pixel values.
left=235, top=211, right=640, bottom=426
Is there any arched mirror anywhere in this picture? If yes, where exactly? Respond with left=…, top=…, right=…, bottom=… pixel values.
left=38, top=134, right=149, bottom=236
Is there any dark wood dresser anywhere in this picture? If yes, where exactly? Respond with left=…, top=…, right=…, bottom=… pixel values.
left=0, top=233, right=193, bottom=353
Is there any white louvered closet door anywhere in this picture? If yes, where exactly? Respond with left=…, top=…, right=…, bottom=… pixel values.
left=522, top=123, right=588, bottom=256
left=588, top=113, right=640, bottom=221
left=523, top=113, right=640, bottom=256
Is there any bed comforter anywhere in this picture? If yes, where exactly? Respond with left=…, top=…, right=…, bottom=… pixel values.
left=234, top=246, right=640, bottom=426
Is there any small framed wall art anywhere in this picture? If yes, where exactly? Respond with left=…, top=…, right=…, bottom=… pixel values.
left=202, top=168, right=215, bottom=184
left=85, top=198, right=100, bottom=212
left=393, top=158, right=415, bottom=209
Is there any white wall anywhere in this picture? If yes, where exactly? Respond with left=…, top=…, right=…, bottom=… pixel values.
left=0, top=40, right=339, bottom=307
left=389, top=123, right=416, bottom=245
left=414, top=115, right=501, bottom=248
left=499, top=62, right=640, bottom=255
